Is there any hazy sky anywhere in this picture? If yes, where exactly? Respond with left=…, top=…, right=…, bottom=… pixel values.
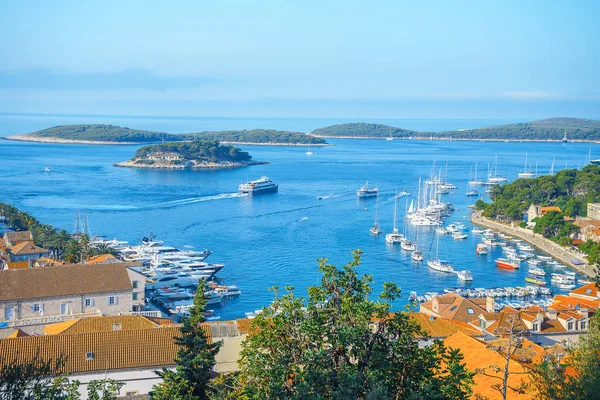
left=1, top=1, right=598, bottom=119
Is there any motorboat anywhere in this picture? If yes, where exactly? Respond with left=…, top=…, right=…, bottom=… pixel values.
left=456, top=270, right=473, bottom=281
left=472, top=228, right=485, bottom=234
left=436, top=227, right=448, bottom=235
left=527, top=259, right=542, bottom=266
left=239, top=176, right=278, bottom=195
left=476, top=243, right=488, bottom=255
left=537, top=255, right=553, bottom=262
left=397, top=190, right=410, bottom=199
left=483, top=237, right=500, bottom=246
left=452, top=232, right=468, bottom=240
left=357, top=180, right=378, bottom=198
left=529, top=268, right=546, bottom=277
left=525, top=277, right=546, bottom=286
left=466, top=190, right=478, bottom=196
left=496, top=258, right=520, bottom=270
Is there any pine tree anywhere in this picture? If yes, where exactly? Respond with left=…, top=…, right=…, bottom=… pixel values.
left=151, top=286, right=221, bottom=400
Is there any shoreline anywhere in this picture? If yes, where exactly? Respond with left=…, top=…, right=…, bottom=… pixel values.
left=113, top=159, right=269, bottom=170
left=3, top=134, right=331, bottom=147
left=470, top=213, right=597, bottom=278
left=309, top=134, right=600, bottom=143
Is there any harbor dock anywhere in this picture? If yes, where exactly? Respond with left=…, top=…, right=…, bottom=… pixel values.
left=471, top=212, right=597, bottom=278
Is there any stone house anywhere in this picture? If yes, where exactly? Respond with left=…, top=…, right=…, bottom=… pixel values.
left=6, top=241, right=49, bottom=262
left=3, top=230, right=34, bottom=247
left=0, top=263, right=145, bottom=336
left=526, top=204, right=562, bottom=223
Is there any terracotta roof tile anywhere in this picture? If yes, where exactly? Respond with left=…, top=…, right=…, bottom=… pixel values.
left=43, top=315, right=176, bottom=335
left=6, top=329, right=29, bottom=338
left=87, top=254, right=117, bottom=264
left=487, top=338, right=545, bottom=364
left=410, top=313, right=484, bottom=338
left=8, top=242, right=48, bottom=256
left=0, top=327, right=181, bottom=374
left=0, top=263, right=132, bottom=301
left=3, top=231, right=33, bottom=245
left=444, top=332, right=532, bottom=399
left=569, top=283, right=600, bottom=299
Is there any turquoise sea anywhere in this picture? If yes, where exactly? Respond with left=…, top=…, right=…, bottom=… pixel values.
left=0, top=114, right=597, bottom=320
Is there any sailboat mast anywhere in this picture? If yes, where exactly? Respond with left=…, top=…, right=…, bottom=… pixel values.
left=393, top=190, right=398, bottom=232
left=374, top=191, right=379, bottom=225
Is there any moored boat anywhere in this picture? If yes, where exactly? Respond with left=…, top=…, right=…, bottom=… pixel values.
left=456, top=270, right=473, bottom=281
left=525, top=277, right=546, bottom=286
left=496, top=258, right=520, bottom=270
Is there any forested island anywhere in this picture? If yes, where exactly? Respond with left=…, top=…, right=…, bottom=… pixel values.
left=311, top=118, right=600, bottom=141
left=6, top=124, right=328, bottom=145
left=114, top=140, right=266, bottom=169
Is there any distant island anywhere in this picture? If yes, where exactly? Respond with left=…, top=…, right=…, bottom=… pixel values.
left=114, top=140, right=267, bottom=170
left=311, top=118, right=600, bottom=142
left=5, top=124, right=329, bottom=146
left=4, top=118, right=600, bottom=144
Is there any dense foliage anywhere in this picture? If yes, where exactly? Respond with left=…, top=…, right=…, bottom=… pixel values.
left=439, top=118, right=600, bottom=140
left=228, top=250, right=474, bottom=399
left=151, top=288, right=220, bottom=400
left=0, top=203, right=117, bottom=262
left=25, top=125, right=327, bottom=145
left=312, top=122, right=425, bottom=138
left=476, top=165, right=600, bottom=222
left=132, top=140, right=252, bottom=163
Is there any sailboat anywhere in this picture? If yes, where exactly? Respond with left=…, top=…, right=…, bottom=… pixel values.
left=469, top=162, right=483, bottom=186
left=466, top=168, right=478, bottom=196
left=400, top=198, right=416, bottom=251
left=306, top=144, right=313, bottom=155
left=427, top=234, right=454, bottom=273
left=411, top=226, right=423, bottom=261
left=385, top=191, right=403, bottom=244
left=486, top=155, right=508, bottom=184
left=370, top=191, right=382, bottom=235
left=518, top=153, right=535, bottom=179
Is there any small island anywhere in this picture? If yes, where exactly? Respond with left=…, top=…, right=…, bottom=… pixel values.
left=114, top=140, right=267, bottom=170
left=311, top=122, right=428, bottom=139
left=6, top=124, right=329, bottom=146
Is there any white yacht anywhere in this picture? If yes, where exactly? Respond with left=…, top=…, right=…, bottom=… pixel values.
left=357, top=180, right=378, bottom=198
left=385, top=191, right=403, bottom=244
left=370, top=191, right=382, bottom=235
left=239, top=176, right=278, bottom=195
left=518, top=153, right=535, bottom=179
left=456, top=270, right=473, bottom=281
left=428, top=259, right=455, bottom=273
left=411, top=249, right=423, bottom=262
left=469, top=162, right=484, bottom=186
left=400, top=238, right=416, bottom=251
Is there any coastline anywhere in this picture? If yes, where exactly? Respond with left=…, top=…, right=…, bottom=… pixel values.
left=3, top=134, right=330, bottom=147
left=309, top=134, right=600, bottom=143
left=470, top=213, right=597, bottom=278
left=113, top=159, right=269, bottom=170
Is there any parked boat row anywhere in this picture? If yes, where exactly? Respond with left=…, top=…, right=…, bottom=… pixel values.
left=408, top=284, right=553, bottom=304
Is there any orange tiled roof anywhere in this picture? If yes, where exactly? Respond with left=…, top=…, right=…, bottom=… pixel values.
left=43, top=315, right=176, bottom=335
left=541, top=206, right=562, bottom=213
left=235, top=318, right=251, bottom=335
left=410, top=312, right=484, bottom=338
left=570, top=283, right=600, bottom=299
left=421, top=293, right=488, bottom=322
left=549, top=296, right=600, bottom=311
left=6, top=261, right=30, bottom=270
left=8, top=241, right=47, bottom=256
left=487, top=337, right=545, bottom=364
left=6, top=329, right=29, bottom=338
left=87, top=254, right=117, bottom=264
left=444, top=332, right=532, bottom=399
left=0, top=327, right=181, bottom=374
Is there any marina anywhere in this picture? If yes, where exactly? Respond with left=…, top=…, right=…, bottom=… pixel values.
left=1, top=115, right=599, bottom=320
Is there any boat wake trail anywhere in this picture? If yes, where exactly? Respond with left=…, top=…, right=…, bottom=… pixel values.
left=152, top=193, right=245, bottom=208
left=298, top=216, right=309, bottom=223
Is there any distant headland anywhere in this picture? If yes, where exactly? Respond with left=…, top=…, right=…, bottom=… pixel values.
left=113, top=140, right=267, bottom=170
left=4, top=124, right=329, bottom=146
left=4, top=118, right=600, bottom=144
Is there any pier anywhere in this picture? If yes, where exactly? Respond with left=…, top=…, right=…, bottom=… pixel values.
left=471, top=212, right=598, bottom=278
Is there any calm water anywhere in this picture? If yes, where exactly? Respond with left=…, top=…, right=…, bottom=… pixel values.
left=0, top=115, right=597, bottom=320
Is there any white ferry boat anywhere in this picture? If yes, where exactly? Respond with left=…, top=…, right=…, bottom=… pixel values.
left=238, top=176, right=278, bottom=195
left=356, top=180, right=378, bottom=198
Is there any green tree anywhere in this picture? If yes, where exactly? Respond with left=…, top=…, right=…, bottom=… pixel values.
left=151, top=286, right=221, bottom=400
left=86, top=379, right=124, bottom=400
left=234, top=250, right=473, bottom=399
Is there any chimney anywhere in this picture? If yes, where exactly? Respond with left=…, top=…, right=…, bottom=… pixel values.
left=548, top=309, right=558, bottom=320
left=578, top=308, right=590, bottom=318
left=485, top=296, right=495, bottom=313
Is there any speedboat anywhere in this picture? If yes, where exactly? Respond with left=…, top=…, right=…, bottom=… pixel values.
left=436, top=227, right=448, bottom=235
left=452, top=232, right=468, bottom=240
left=476, top=243, right=488, bottom=255
left=537, top=255, right=553, bottom=262
left=466, top=190, right=478, bottom=196
left=472, top=228, right=485, bottom=234
left=357, top=180, right=378, bottom=198
left=525, top=277, right=546, bottom=286
left=529, top=267, right=546, bottom=277
left=456, top=270, right=473, bottom=281
left=397, top=190, right=410, bottom=199
left=496, top=258, right=519, bottom=270
left=239, top=176, right=278, bottom=195
left=527, top=259, right=542, bottom=266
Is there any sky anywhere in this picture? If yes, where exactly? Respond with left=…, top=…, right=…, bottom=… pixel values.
left=0, top=0, right=599, bottom=119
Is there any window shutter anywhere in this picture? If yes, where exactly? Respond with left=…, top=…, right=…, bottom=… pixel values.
left=91, top=298, right=95, bottom=307
left=114, top=296, right=119, bottom=305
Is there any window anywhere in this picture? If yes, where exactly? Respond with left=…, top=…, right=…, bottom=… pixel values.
left=4, top=307, right=15, bottom=321
left=466, top=308, right=474, bottom=314
left=532, top=323, right=539, bottom=331
left=60, top=303, right=69, bottom=315
left=479, top=319, right=486, bottom=329
left=581, top=321, right=587, bottom=330
left=85, top=352, right=95, bottom=360
left=568, top=321, right=574, bottom=330
left=108, top=296, right=118, bottom=306
left=132, top=280, right=139, bottom=289
left=125, top=391, right=139, bottom=397
left=84, top=298, right=94, bottom=307
left=31, top=304, right=40, bottom=313
left=132, top=292, right=139, bottom=301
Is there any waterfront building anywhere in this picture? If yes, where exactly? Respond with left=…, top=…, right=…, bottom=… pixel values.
left=586, top=202, right=600, bottom=219
left=525, top=204, right=562, bottom=223
left=0, top=263, right=145, bottom=336
left=568, top=282, right=600, bottom=301
left=573, top=218, right=600, bottom=242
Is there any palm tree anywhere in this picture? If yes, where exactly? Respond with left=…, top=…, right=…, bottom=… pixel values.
left=52, top=230, right=72, bottom=260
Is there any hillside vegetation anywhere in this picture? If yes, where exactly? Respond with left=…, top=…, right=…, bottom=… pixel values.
left=311, top=122, right=426, bottom=138
left=25, top=124, right=327, bottom=144
left=133, top=140, right=252, bottom=163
